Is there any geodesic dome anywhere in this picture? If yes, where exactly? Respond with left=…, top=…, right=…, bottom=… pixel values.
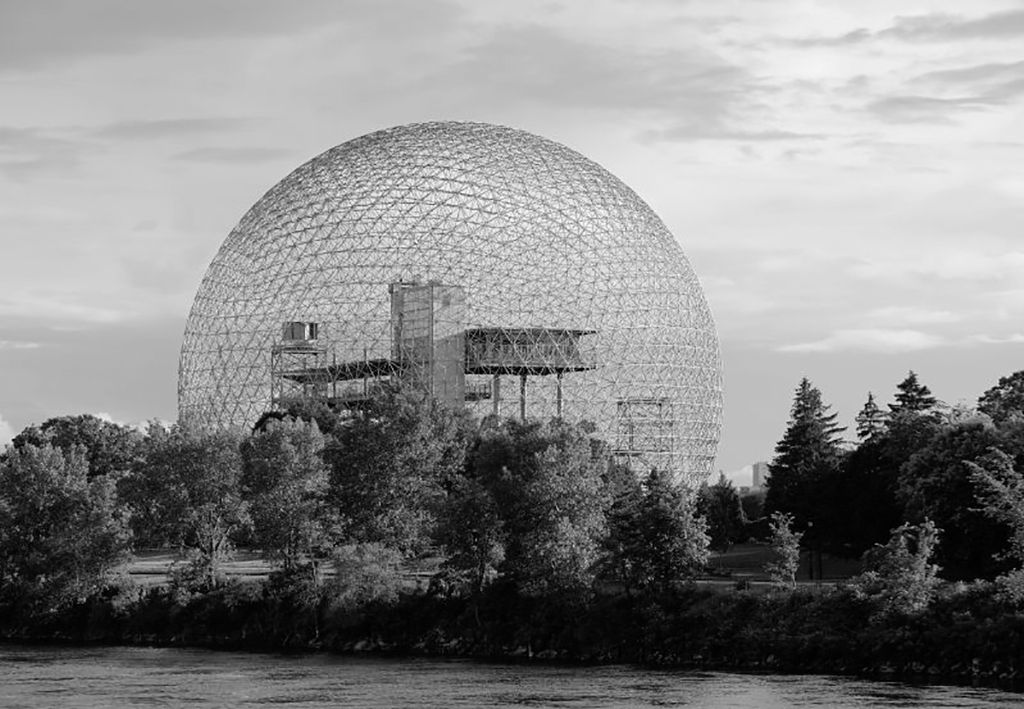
left=178, top=121, right=721, bottom=485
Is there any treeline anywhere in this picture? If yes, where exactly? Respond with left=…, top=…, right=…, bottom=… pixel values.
left=0, top=386, right=708, bottom=620
left=763, top=369, right=1024, bottom=593
left=7, top=371, right=1024, bottom=681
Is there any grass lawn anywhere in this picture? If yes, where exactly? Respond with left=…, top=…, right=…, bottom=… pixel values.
left=708, top=543, right=862, bottom=582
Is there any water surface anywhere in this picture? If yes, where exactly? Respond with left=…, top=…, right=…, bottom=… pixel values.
left=1, top=645, right=1020, bottom=708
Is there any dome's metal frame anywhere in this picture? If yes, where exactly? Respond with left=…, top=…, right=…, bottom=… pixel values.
left=178, top=122, right=722, bottom=486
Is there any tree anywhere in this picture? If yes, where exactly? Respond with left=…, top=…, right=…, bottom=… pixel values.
left=855, top=392, right=887, bottom=440
left=329, top=542, right=404, bottom=611
left=697, top=472, right=745, bottom=552
left=739, top=488, right=765, bottom=525
left=125, top=424, right=249, bottom=587
left=436, top=476, right=505, bottom=595
left=0, top=444, right=132, bottom=613
left=601, top=465, right=645, bottom=595
left=631, top=468, right=709, bottom=589
left=827, top=390, right=947, bottom=563
left=765, top=512, right=802, bottom=588
left=898, top=416, right=1009, bottom=580
left=969, top=448, right=1024, bottom=602
left=764, top=378, right=845, bottom=536
left=471, top=418, right=607, bottom=598
left=853, top=521, right=941, bottom=615
left=889, top=370, right=937, bottom=417
left=9, top=414, right=142, bottom=478
left=978, top=370, right=1024, bottom=426
left=325, top=385, right=473, bottom=553
left=241, top=419, right=336, bottom=570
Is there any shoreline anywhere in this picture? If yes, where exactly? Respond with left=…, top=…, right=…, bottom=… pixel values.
left=3, top=580, right=1023, bottom=692
left=2, top=633, right=1021, bottom=693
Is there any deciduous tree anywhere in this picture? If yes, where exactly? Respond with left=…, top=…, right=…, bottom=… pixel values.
left=471, top=418, right=607, bottom=598
left=765, top=512, right=802, bottom=588
left=436, top=476, right=505, bottom=595
left=898, top=416, right=1008, bottom=580
left=0, top=444, right=132, bottom=613
left=853, top=520, right=941, bottom=615
left=125, top=424, right=249, bottom=587
left=325, top=385, right=473, bottom=554
left=978, top=370, right=1024, bottom=426
left=697, top=473, right=745, bottom=552
left=9, top=414, right=142, bottom=478
left=969, top=448, right=1024, bottom=602
left=241, top=419, right=336, bottom=570
left=631, top=468, right=709, bottom=588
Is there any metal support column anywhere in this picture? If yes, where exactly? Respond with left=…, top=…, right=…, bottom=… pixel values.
left=519, top=373, right=527, bottom=421
left=556, top=372, right=563, bottom=418
left=492, top=374, right=501, bottom=416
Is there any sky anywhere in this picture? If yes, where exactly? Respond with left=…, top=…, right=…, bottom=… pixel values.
left=1, top=0, right=1023, bottom=481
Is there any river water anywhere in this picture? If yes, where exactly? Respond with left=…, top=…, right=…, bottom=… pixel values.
left=1, top=644, right=1020, bottom=708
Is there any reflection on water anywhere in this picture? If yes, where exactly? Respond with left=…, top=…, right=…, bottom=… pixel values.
left=0, top=644, right=1020, bottom=708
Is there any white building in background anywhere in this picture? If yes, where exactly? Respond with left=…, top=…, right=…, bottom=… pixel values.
left=752, top=460, right=769, bottom=489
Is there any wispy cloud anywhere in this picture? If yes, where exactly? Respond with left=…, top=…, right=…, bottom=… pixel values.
left=438, top=24, right=751, bottom=140
left=172, top=146, right=291, bottom=164
left=849, top=250, right=1024, bottom=283
left=883, top=9, right=1024, bottom=42
left=0, top=127, right=86, bottom=180
left=0, top=0, right=447, bottom=71
left=0, top=296, right=128, bottom=325
left=964, top=333, right=1024, bottom=346
left=91, top=118, right=248, bottom=141
left=779, top=328, right=946, bottom=354
left=0, top=412, right=14, bottom=448
left=867, top=95, right=993, bottom=124
left=788, top=8, right=1024, bottom=47
left=865, top=306, right=962, bottom=327
left=0, top=340, right=41, bottom=350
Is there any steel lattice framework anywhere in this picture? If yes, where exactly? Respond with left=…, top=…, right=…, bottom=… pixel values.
left=179, top=121, right=722, bottom=485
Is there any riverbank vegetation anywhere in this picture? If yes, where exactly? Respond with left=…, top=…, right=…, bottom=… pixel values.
left=4, top=370, right=1024, bottom=685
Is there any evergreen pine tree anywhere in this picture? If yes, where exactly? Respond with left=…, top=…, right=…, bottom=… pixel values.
left=765, top=378, right=845, bottom=533
left=889, top=370, right=937, bottom=416
left=855, top=392, right=887, bottom=440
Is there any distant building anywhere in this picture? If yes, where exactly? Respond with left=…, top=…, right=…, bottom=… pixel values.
left=752, top=460, right=769, bottom=489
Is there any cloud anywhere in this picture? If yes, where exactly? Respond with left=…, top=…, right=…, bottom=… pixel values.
left=865, top=306, right=961, bottom=327
left=883, top=9, right=1024, bottom=42
left=0, top=340, right=41, bottom=350
left=779, top=329, right=947, bottom=354
left=0, top=295, right=128, bottom=324
left=866, top=95, right=993, bottom=124
left=881, top=60, right=1024, bottom=119
left=91, top=118, right=249, bottom=141
left=780, top=328, right=1024, bottom=354
left=0, top=126, right=87, bottom=180
left=849, top=251, right=1024, bottom=283
left=0, top=0, right=453, bottom=71
left=172, top=147, right=292, bottom=164
left=92, top=411, right=167, bottom=433
left=964, top=333, right=1024, bottom=346
left=915, top=60, right=1024, bottom=90
left=436, top=24, right=750, bottom=140
left=0, top=412, right=13, bottom=448
left=640, top=127, right=823, bottom=143
left=722, top=464, right=753, bottom=488
left=789, top=28, right=874, bottom=48
left=789, top=9, right=1024, bottom=47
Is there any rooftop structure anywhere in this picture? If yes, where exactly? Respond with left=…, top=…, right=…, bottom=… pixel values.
left=178, top=121, right=722, bottom=485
